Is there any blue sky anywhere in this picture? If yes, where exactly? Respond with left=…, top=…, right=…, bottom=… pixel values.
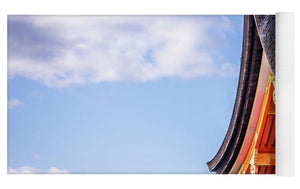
left=7, top=15, right=243, bottom=173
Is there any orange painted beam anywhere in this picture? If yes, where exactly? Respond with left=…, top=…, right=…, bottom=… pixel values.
left=268, top=101, right=275, bottom=114
left=229, top=53, right=270, bottom=174
left=237, top=70, right=275, bottom=174
left=255, top=153, right=275, bottom=166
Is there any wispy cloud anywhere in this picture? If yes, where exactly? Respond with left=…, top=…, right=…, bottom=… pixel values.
left=8, top=166, right=69, bottom=174
left=8, top=16, right=238, bottom=88
left=47, top=167, right=69, bottom=174
left=8, top=98, right=23, bottom=109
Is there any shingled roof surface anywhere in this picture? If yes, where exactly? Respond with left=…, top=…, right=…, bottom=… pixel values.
left=254, top=15, right=275, bottom=75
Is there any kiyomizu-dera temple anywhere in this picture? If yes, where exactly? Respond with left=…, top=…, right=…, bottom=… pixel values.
left=207, top=15, right=275, bottom=174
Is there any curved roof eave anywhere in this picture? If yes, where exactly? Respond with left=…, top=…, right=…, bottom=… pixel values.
left=206, top=15, right=263, bottom=174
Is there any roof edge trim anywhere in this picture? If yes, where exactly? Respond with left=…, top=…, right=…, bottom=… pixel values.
left=207, top=15, right=263, bottom=173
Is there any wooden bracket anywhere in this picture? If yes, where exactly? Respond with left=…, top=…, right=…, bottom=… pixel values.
left=255, top=153, right=275, bottom=166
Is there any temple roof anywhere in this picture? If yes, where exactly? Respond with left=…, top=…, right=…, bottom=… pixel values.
left=206, top=15, right=275, bottom=174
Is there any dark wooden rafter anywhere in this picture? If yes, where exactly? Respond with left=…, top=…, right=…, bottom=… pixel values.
left=206, top=15, right=263, bottom=174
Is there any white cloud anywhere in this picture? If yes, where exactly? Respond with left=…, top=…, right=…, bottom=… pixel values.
left=8, top=98, right=22, bottom=109
left=8, top=166, right=36, bottom=174
left=47, top=167, right=69, bottom=174
left=8, top=166, right=69, bottom=174
left=8, top=16, right=238, bottom=88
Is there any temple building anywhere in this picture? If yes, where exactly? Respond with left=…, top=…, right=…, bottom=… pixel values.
left=207, top=15, right=276, bottom=174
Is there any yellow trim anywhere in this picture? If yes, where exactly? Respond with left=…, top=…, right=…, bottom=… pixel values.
left=238, top=70, right=273, bottom=174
